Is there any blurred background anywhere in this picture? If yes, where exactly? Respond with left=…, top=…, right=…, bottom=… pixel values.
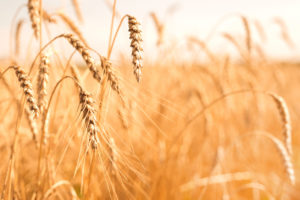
left=0, top=1, right=299, bottom=199
left=0, top=0, right=300, bottom=60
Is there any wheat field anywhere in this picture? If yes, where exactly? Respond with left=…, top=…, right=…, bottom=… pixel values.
left=0, top=0, right=299, bottom=199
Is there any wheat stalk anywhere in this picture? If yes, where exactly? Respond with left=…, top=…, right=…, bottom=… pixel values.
left=70, top=64, right=82, bottom=83
left=241, top=16, right=251, bottom=55
left=104, top=0, right=120, bottom=18
left=57, top=12, right=88, bottom=47
left=254, top=19, right=267, bottom=43
left=128, top=15, right=143, bottom=82
left=150, top=12, right=164, bottom=46
left=27, top=0, right=40, bottom=38
left=43, top=180, right=78, bottom=199
left=42, top=109, right=50, bottom=145
left=222, top=33, right=248, bottom=63
left=15, top=19, right=24, bottom=56
left=273, top=17, right=294, bottom=48
left=71, top=0, right=83, bottom=22
left=188, top=36, right=217, bottom=64
left=118, top=106, right=129, bottom=130
left=181, top=172, right=254, bottom=191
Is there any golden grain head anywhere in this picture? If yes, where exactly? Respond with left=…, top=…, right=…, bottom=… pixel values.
left=37, top=54, right=50, bottom=113
left=13, top=65, right=39, bottom=118
left=27, top=0, right=40, bottom=38
left=128, top=15, right=143, bottom=82
left=62, top=33, right=102, bottom=82
left=79, top=88, right=99, bottom=150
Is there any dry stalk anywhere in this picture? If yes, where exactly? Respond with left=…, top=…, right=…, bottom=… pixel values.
left=43, top=180, right=78, bottom=199
left=70, top=65, right=81, bottom=83
left=104, top=0, right=121, bottom=18
left=150, top=12, right=164, bottom=46
left=241, top=16, right=251, bottom=55
left=128, top=15, right=143, bottom=82
left=254, top=20, right=267, bottom=43
left=42, top=109, right=50, bottom=145
left=37, top=54, right=49, bottom=114
left=188, top=36, right=216, bottom=64
left=181, top=172, right=254, bottom=191
left=273, top=17, right=294, bottom=48
left=222, top=33, right=248, bottom=63
left=268, top=93, right=292, bottom=155
left=71, top=0, right=83, bottom=22
left=57, top=12, right=88, bottom=47
left=27, top=0, right=40, bottom=38
left=15, top=19, right=24, bottom=56
left=118, top=106, right=129, bottom=130
left=43, top=10, right=56, bottom=23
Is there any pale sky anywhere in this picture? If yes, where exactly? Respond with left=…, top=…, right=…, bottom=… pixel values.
left=0, top=0, right=300, bottom=60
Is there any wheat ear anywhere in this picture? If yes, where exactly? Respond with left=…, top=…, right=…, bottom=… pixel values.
left=100, top=57, right=121, bottom=95
left=267, top=135, right=295, bottom=185
left=25, top=107, right=38, bottom=142
left=13, top=65, right=39, bottom=118
left=79, top=88, right=99, bottom=150
left=62, top=33, right=102, bottom=82
left=128, top=15, right=143, bottom=82
left=268, top=93, right=292, bottom=155
left=37, top=54, right=49, bottom=114
left=27, top=0, right=40, bottom=38
left=108, top=137, right=118, bottom=175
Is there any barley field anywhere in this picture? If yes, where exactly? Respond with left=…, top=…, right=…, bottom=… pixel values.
left=0, top=0, right=299, bottom=199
